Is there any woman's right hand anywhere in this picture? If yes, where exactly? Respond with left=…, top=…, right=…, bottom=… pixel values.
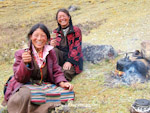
left=22, top=50, right=32, bottom=65
left=50, top=39, right=57, bottom=47
left=59, top=82, right=74, bottom=91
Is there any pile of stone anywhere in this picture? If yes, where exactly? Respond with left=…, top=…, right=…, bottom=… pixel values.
left=82, top=43, right=117, bottom=64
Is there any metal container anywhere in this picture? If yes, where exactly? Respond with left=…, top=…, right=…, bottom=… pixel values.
left=116, top=53, right=132, bottom=72
left=130, top=99, right=150, bottom=113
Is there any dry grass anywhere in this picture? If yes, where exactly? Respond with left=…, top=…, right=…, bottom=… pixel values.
left=0, top=0, right=150, bottom=112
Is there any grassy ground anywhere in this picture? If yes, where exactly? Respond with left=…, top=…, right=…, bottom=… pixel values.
left=1, top=0, right=150, bottom=112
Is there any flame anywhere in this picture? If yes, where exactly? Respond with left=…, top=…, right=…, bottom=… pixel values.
left=115, top=70, right=124, bottom=76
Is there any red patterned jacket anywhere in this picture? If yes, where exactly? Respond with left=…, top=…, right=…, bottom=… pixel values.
left=53, top=25, right=83, bottom=74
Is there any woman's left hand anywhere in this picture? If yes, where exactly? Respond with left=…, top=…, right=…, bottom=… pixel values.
left=63, top=62, right=72, bottom=70
left=59, top=82, right=74, bottom=91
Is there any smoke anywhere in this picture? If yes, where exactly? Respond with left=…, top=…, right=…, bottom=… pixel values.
left=120, top=60, right=147, bottom=85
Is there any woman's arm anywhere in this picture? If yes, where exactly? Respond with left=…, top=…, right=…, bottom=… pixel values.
left=13, top=50, right=33, bottom=83
left=67, top=27, right=82, bottom=65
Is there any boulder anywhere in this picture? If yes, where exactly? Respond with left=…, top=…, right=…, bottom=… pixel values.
left=68, top=5, right=79, bottom=12
left=141, top=40, right=150, bottom=61
left=82, top=43, right=117, bottom=64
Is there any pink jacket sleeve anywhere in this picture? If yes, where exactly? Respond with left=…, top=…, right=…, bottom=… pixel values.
left=13, top=50, right=34, bottom=83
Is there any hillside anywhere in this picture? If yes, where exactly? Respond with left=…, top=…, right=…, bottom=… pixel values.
left=0, top=0, right=150, bottom=112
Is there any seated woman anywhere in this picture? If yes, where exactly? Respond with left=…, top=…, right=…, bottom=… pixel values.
left=50, top=8, right=83, bottom=81
left=3, top=23, right=74, bottom=113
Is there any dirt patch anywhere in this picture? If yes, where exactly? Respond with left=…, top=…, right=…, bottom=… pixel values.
left=76, top=19, right=107, bottom=36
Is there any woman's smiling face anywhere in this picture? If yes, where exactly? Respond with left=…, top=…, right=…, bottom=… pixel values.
left=30, top=28, right=47, bottom=52
left=57, top=11, right=70, bottom=28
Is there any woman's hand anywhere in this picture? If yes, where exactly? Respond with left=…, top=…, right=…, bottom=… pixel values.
left=63, top=62, right=72, bottom=70
left=50, top=39, right=57, bottom=47
left=22, top=50, right=32, bottom=65
left=59, top=81, right=74, bottom=91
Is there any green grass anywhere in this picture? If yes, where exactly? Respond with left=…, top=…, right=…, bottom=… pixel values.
left=1, top=0, right=150, bottom=112
left=71, top=61, right=150, bottom=113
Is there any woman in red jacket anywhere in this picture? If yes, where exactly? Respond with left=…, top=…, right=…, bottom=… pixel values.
left=3, top=23, right=74, bottom=113
left=50, top=8, right=83, bottom=81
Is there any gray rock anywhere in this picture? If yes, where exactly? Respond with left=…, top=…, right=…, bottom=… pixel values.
left=31, top=1, right=36, bottom=4
left=68, top=5, right=79, bottom=12
left=141, top=40, right=150, bottom=61
left=82, top=43, right=117, bottom=64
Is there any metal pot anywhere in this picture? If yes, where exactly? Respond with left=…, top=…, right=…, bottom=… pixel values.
left=116, top=54, right=132, bottom=72
left=130, top=99, right=150, bottom=113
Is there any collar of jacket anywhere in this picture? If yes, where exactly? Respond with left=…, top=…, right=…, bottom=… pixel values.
left=56, top=24, right=75, bottom=35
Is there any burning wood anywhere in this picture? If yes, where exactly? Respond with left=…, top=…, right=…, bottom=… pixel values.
left=115, top=47, right=150, bottom=84
left=115, top=69, right=124, bottom=76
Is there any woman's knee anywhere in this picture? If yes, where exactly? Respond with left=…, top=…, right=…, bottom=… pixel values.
left=8, top=87, right=30, bottom=104
left=64, top=70, right=76, bottom=81
left=19, top=87, right=31, bottom=99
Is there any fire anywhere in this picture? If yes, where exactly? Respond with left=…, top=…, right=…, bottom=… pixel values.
left=115, top=69, right=124, bottom=76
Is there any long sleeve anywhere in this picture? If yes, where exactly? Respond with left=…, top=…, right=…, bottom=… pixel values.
left=13, top=49, right=33, bottom=83
left=67, top=27, right=82, bottom=65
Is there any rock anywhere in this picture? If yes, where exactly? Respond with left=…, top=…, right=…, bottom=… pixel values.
left=68, top=5, right=79, bottom=12
left=141, top=40, right=150, bottom=61
left=82, top=43, right=117, bottom=64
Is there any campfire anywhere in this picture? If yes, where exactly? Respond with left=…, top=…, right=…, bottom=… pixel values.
left=114, top=41, right=150, bottom=85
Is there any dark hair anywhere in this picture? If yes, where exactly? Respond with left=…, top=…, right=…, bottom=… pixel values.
left=27, top=23, right=50, bottom=40
left=56, top=8, right=73, bottom=28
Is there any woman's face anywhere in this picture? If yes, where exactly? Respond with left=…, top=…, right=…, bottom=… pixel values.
left=57, top=11, right=70, bottom=28
left=30, top=28, right=47, bottom=52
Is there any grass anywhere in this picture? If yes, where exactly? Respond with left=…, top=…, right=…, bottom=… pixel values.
left=1, top=0, right=150, bottom=112
left=0, top=62, right=13, bottom=112
left=71, top=60, right=150, bottom=113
